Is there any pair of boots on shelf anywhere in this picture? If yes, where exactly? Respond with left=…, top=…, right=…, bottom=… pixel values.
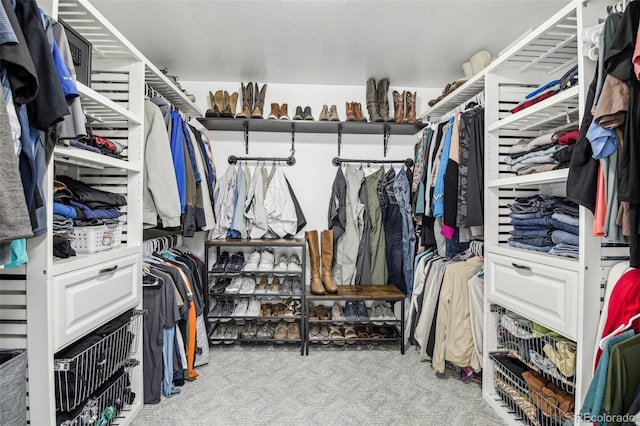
left=267, top=103, right=290, bottom=120
left=393, top=90, right=420, bottom=124
left=206, top=90, right=238, bottom=118
left=293, top=106, right=314, bottom=121
left=305, top=230, right=338, bottom=295
left=345, top=102, right=367, bottom=122
left=366, top=78, right=393, bottom=122
left=237, top=82, right=268, bottom=119
left=319, top=105, right=340, bottom=121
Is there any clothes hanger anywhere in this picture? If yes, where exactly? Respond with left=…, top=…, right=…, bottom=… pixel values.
left=599, top=312, right=640, bottom=349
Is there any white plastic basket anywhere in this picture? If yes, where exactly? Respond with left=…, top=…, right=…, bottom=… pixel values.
left=71, top=222, right=122, bottom=254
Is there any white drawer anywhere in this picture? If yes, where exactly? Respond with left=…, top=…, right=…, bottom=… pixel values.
left=52, top=254, right=140, bottom=351
left=486, top=253, right=578, bottom=340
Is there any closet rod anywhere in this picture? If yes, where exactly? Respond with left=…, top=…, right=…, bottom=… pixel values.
left=228, top=155, right=296, bottom=166
left=332, top=157, right=414, bottom=168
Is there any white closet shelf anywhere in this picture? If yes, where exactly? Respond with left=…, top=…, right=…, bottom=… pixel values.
left=78, top=83, right=142, bottom=125
left=487, top=244, right=580, bottom=272
left=145, top=64, right=203, bottom=117
left=488, top=85, right=580, bottom=133
left=488, top=168, right=568, bottom=188
left=420, top=72, right=486, bottom=121
left=54, top=146, right=141, bottom=172
left=51, top=245, right=140, bottom=276
left=489, top=2, right=578, bottom=75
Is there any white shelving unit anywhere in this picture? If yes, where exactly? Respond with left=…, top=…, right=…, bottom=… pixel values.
left=0, top=1, right=204, bottom=425
left=482, top=1, right=610, bottom=423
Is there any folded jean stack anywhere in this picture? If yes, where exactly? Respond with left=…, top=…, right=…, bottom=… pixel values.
left=507, top=195, right=580, bottom=259
left=53, top=176, right=127, bottom=256
left=505, top=129, right=579, bottom=176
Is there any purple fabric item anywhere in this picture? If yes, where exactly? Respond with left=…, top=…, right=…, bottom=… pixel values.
left=69, top=139, right=101, bottom=153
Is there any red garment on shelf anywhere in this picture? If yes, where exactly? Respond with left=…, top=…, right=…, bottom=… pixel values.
left=557, top=129, right=580, bottom=146
left=595, top=268, right=640, bottom=367
left=511, top=90, right=559, bottom=114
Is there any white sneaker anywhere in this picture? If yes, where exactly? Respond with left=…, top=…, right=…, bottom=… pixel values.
left=287, top=254, right=302, bottom=274
left=232, top=298, right=249, bottom=316
left=380, top=302, right=396, bottom=324
left=225, top=277, right=243, bottom=294
left=370, top=301, right=385, bottom=326
left=246, top=298, right=261, bottom=316
left=243, top=250, right=261, bottom=272
left=258, top=250, right=275, bottom=272
left=239, top=277, right=256, bottom=294
left=274, top=254, right=288, bottom=274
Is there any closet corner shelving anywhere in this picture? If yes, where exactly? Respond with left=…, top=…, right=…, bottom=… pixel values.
left=12, top=1, right=202, bottom=425
left=482, top=0, right=607, bottom=424
left=421, top=69, right=487, bottom=122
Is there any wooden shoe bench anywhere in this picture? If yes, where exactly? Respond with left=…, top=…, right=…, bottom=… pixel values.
left=304, top=285, right=405, bottom=355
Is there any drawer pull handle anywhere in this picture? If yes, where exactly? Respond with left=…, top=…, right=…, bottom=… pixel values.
left=511, top=263, right=531, bottom=271
left=99, top=265, right=118, bottom=274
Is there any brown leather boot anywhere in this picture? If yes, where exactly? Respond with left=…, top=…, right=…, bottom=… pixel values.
left=329, top=105, right=340, bottom=121
left=279, top=103, right=289, bottom=120
left=321, top=230, right=338, bottom=293
left=405, top=91, right=417, bottom=123
left=220, top=91, right=231, bottom=117
left=393, top=90, right=405, bottom=123
left=221, top=91, right=237, bottom=117
left=236, top=82, right=251, bottom=118
left=366, top=78, right=382, bottom=122
left=346, top=102, right=356, bottom=121
left=214, top=90, right=224, bottom=117
left=251, top=83, right=267, bottom=118
left=306, top=231, right=324, bottom=295
left=229, top=92, right=238, bottom=117
left=354, top=102, right=367, bottom=122
left=378, top=78, right=393, bottom=122
left=206, top=91, right=218, bottom=117
left=267, top=103, right=280, bottom=119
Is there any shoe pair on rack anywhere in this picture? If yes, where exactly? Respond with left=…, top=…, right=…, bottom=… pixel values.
left=345, top=102, right=367, bottom=122
left=305, top=230, right=338, bottom=295
left=392, top=90, right=420, bottom=124
left=243, top=249, right=275, bottom=272
left=274, top=253, right=302, bottom=274
left=366, top=78, right=393, bottom=122
left=211, top=251, right=245, bottom=274
left=293, top=106, right=314, bottom=120
left=319, top=105, right=340, bottom=121
left=344, top=300, right=369, bottom=321
left=236, top=82, right=268, bottom=119
left=267, top=103, right=290, bottom=120
left=206, top=90, right=238, bottom=118
left=225, top=276, right=257, bottom=294
left=209, top=320, right=237, bottom=344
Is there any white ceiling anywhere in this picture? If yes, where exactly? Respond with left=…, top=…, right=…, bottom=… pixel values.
left=90, top=0, right=570, bottom=88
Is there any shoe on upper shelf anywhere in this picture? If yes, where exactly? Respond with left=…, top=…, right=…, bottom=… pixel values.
left=208, top=300, right=222, bottom=317
left=329, top=105, right=340, bottom=121
left=319, top=104, right=329, bottom=121
left=274, top=254, right=288, bottom=274
left=209, top=278, right=230, bottom=294
left=258, top=250, right=275, bottom=272
left=239, top=277, right=256, bottom=294
left=303, top=106, right=314, bottom=120
left=220, top=299, right=234, bottom=320
left=225, top=277, right=243, bottom=294
left=343, top=300, right=357, bottom=321
left=243, top=250, right=261, bottom=272
left=331, top=302, right=345, bottom=325
left=355, top=300, right=369, bottom=322
left=287, top=254, right=302, bottom=274
left=211, top=251, right=230, bottom=273
left=293, top=106, right=304, bottom=120
left=246, top=298, right=262, bottom=317
left=232, top=298, right=249, bottom=316
left=225, top=251, right=245, bottom=274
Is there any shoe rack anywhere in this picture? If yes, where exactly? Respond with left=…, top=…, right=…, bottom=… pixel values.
left=204, top=239, right=307, bottom=355
left=304, top=285, right=405, bottom=355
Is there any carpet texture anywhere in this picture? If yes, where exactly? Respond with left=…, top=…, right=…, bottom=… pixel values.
left=131, top=344, right=504, bottom=425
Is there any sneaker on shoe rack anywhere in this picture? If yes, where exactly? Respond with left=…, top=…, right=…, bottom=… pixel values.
left=218, top=299, right=234, bottom=321
left=355, top=300, right=369, bottom=322
left=232, top=298, right=249, bottom=316
left=256, top=322, right=272, bottom=339
left=243, top=250, right=261, bottom=272
left=291, top=278, right=302, bottom=296
left=209, top=322, right=225, bottom=344
left=380, top=302, right=396, bottom=324
left=343, top=300, right=357, bottom=321
left=209, top=278, right=231, bottom=294
left=208, top=299, right=222, bottom=318
left=286, top=254, right=302, bottom=274
left=370, top=301, right=385, bottom=326
left=241, top=320, right=257, bottom=339
left=239, top=277, right=256, bottom=294
left=246, top=298, right=262, bottom=317
left=223, top=321, right=237, bottom=344
left=257, top=249, right=275, bottom=272
left=274, top=254, right=288, bottom=274
left=279, top=279, right=292, bottom=295
left=210, top=251, right=230, bottom=273
left=225, top=277, right=243, bottom=294
left=225, top=251, right=245, bottom=275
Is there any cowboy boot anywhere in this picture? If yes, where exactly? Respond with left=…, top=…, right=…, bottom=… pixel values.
left=321, top=230, right=338, bottom=293
left=405, top=91, right=417, bottom=123
left=206, top=91, right=218, bottom=117
left=293, top=106, right=304, bottom=120
left=329, top=105, right=340, bottom=121
left=345, top=102, right=356, bottom=121
left=354, top=102, right=367, bottom=122
left=251, top=83, right=267, bottom=118
left=279, top=103, right=289, bottom=120
left=228, top=92, right=238, bottom=117
left=393, top=90, right=405, bottom=123
left=319, top=104, right=329, bottom=121
left=214, top=90, right=224, bottom=117
left=378, top=78, right=393, bottom=122
left=366, top=78, right=382, bottom=122
left=267, top=103, right=280, bottom=119
left=235, top=83, right=247, bottom=118
left=306, top=231, right=324, bottom=295
left=221, top=91, right=233, bottom=117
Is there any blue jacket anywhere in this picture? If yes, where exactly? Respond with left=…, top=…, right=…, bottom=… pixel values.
left=169, top=111, right=186, bottom=213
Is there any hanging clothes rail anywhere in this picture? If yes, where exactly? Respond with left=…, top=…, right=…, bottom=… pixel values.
left=145, top=83, right=190, bottom=120
left=228, top=155, right=296, bottom=166
left=142, top=233, right=182, bottom=257
left=331, top=156, right=414, bottom=167
left=432, top=91, right=485, bottom=124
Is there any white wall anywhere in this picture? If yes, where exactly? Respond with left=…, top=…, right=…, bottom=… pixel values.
left=182, top=81, right=439, bottom=243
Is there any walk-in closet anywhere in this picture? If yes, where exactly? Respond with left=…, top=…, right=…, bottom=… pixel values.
left=0, top=0, right=638, bottom=425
